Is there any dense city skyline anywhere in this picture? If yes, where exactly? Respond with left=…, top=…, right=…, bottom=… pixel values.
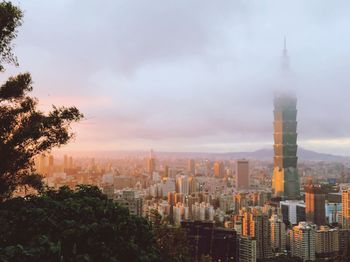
left=2, top=1, right=350, bottom=261
left=5, top=0, right=350, bottom=155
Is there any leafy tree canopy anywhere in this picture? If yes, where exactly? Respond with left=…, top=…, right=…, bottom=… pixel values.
left=0, top=185, right=160, bottom=262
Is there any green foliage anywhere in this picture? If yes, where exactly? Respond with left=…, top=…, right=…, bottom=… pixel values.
left=0, top=185, right=160, bottom=262
left=0, top=2, right=83, bottom=200
left=151, top=210, right=192, bottom=262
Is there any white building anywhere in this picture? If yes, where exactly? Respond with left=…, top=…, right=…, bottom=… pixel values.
left=280, top=200, right=305, bottom=225
left=290, top=222, right=316, bottom=261
left=191, top=202, right=214, bottom=221
left=325, top=203, right=342, bottom=224
left=270, top=214, right=286, bottom=253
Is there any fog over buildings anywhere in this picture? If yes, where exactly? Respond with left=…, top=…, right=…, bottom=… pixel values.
left=5, top=0, right=350, bottom=154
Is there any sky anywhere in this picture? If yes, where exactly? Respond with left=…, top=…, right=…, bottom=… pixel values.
left=4, top=0, right=350, bottom=155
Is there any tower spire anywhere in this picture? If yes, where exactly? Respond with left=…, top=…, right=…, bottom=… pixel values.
left=281, top=36, right=289, bottom=71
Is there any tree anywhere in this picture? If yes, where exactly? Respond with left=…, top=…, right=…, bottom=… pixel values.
left=150, top=209, right=192, bottom=262
left=0, top=1, right=22, bottom=71
left=0, top=1, right=83, bottom=201
left=0, top=185, right=160, bottom=262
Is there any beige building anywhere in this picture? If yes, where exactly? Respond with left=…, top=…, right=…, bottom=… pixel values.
left=290, top=222, right=316, bottom=261
left=236, top=159, right=249, bottom=190
left=214, top=161, right=224, bottom=178
left=315, top=226, right=339, bottom=256
left=239, top=236, right=257, bottom=262
left=270, top=214, right=286, bottom=253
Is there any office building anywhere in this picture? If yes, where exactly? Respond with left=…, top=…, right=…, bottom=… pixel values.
left=305, top=184, right=326, bottom=226
left=236, top=160, right=249, bottom=190
left=342, top=188, right=350, bottom=229
left=214, top=161, right=225, bottom=178
left=188, top=159, right=195, bottom=175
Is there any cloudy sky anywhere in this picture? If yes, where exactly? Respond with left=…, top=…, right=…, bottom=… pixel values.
left=5, top=0, right=350, bottom=154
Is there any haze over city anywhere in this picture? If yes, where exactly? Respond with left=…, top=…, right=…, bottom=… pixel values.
left=4, top=0, right=350, bottom=155
left=3, top=1, right=350, bottom=261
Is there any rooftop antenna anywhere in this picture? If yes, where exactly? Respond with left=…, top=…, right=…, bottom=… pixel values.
left=281, top=36, right=289, bottom=71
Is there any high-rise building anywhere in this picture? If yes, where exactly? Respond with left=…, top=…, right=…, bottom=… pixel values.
left=214, top=161, right=224, bottom=178
left=325, top=203, right=342, bottom=224
left=239, top=236, right=257, bottom=262
left=290, top=222, right=316, bottom=261
left=188, top=175, right=198, bottom=194
left=305, top=184, right=326, bottom=226
left=342, top=188, right=350, bottom=229
left=235, top=193, right=249, bottom=213
left=188, top=159, right=195, bottom=175
left=272, top=40, right=300, bottom=200
left=270, top=214, right=286, bottom=253
left=242, top=210, right=272, bottom=260
left=236, top=160, right=249, bottom=190
left=315, top=226, right=339, bottom=256
left=147, top=150, right=156, bottom=175
left=176, top=175, right=189, bottom=195
left=164, top=165, right=169, bottom=177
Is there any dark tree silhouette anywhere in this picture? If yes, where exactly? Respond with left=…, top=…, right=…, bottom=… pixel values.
left=0, top=1, right=83, bottom=201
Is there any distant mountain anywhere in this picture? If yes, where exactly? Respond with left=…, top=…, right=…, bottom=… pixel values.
left=152, top=148, right=349, bottom=162
left=56, top=148, right=349, bottom=162
left=219, top=148, right=349, bottom=161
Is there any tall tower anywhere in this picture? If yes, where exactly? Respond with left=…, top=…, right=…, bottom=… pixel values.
left=272, top=39, right=300, bottom=199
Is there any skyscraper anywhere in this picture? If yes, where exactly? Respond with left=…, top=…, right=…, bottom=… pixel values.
left=147, top=150, right=156, bottom=175
left=188, top=159, right=195, bottom=175
left=214, top=161, right=224, bottom=177
left=242, top=210, right=272, bottom=260
left=270, top=214, right=286, bottom=253
left=342, top=188, right=350, bottom=229
left=236, top=159, right=249, bottom=190
left=272, top=39, right=300, bottom=199
left=305, top=184, right=326, bottom=226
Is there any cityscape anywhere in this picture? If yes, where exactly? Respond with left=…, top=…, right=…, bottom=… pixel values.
left=1, top=1, right=350, bottom=262
left=29, top=42, right=350, bottom=261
